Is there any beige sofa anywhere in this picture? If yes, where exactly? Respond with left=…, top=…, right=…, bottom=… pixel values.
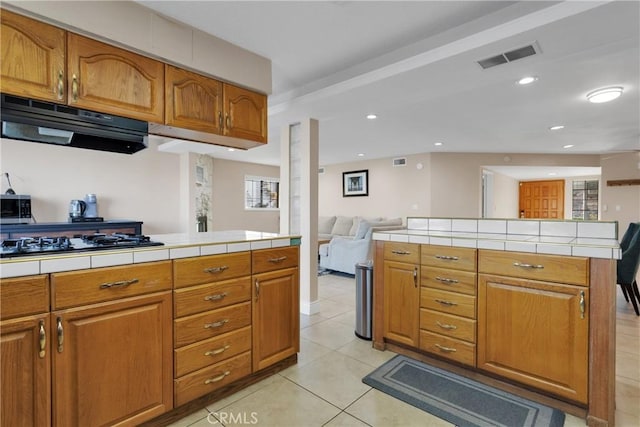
left=318, top=216, right=404, bottom=274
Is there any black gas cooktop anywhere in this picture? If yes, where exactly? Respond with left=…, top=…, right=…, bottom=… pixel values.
left=0, top=233, right=163, bottom=258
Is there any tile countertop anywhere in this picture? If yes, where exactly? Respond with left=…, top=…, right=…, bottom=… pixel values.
left=373, top=229, right=621, bottom=260
left=0, top=230, right=301, bottom=279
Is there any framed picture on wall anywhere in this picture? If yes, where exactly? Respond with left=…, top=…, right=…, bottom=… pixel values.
left=343, top=170, right=369, bottom=197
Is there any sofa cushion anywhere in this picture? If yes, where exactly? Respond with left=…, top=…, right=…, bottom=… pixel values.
left=331, top=216, right=354, bottom=236
left=354, top=220, right=371, bottom=239
left=318, top=216, right=337, bottom=235
left=349, top=216, right=361, bottom=236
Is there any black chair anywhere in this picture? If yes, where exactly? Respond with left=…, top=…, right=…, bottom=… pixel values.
left=617, top=224, right=640, bottom=316
left=618, top=222, right=640, bottom=303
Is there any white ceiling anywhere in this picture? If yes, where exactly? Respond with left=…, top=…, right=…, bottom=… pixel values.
left=139, top=1, right=640, bottom=168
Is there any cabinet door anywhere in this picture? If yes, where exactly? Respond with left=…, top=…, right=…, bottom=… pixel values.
left=252, top=267, right=299, bottom=371
left=1, top=10, right=65, bottom=102
left=67, top=33, right=164, bottom=122
left=165, top=64, right=223, bottom=134
left=53, top=291, right=172, bottom=426
left=1, top=314, right=51, bottom=427
left=383, top=261, right=419, bottom=347
left=223, top=83, right=267, bottom=143
left=478, top=274, right=588, bottom=403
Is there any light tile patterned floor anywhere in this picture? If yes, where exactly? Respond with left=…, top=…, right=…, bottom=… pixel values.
left=169, top=273, right=640, bottom=427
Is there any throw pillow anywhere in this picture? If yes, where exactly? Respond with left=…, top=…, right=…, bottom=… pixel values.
left=355, top=220, right=371, bottom=239
left=318, top=216, right=336, bottom=234
left=331, top=216, right=354, bottom=236
left=349, top=216, right=362, bottom=236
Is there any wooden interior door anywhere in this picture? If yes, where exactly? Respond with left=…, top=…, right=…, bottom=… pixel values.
left=519, top=180, right=564, bottom=219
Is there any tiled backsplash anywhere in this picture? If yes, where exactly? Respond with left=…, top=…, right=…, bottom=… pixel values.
left=407, top=217, right=618, bottom=240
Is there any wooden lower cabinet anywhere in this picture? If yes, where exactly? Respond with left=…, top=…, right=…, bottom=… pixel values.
left=477, top=274, right=589, bottom=403
left=52, top=291, right=173, bottom=426
left=1, top=314, right=51, bottom=427
left=383, top=259, right=420, bottom=347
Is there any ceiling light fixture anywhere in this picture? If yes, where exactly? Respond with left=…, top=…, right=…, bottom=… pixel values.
left=586, top=86, right=623, bottom=103
left=434, top=142, right=443, bottom=146
left=366, top=114, right=377, bottom=120
left=357, top=153, right=365, bottom=157
left=227, top=148, right=235, bottom=152
left=517, top=76, right=538, bottom=85
left=549, top=125, right=565, bottom=131
left=563, top=144, right=574, bottom=149
left=548, top=172, right=557, bottom=176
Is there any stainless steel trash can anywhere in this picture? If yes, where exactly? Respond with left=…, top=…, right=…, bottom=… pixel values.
left=355, top=260, right=373, bottom=340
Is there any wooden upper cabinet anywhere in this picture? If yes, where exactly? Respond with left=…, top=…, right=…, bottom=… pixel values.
left=67, top=33, right=164, bottom=122
left=165, top=64, right=223, bottom=133
left=0, top=10, right=65, bottom=102
left=223, top=83, right=267, bottom=143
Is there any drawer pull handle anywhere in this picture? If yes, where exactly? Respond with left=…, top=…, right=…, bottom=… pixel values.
left=435, top=276, right=459, bottom=284
left=513, top=262, right=544, bottom=269
left=435, top=299, right=457, bottom=306
left=414, top=268, right=418, bottom=288
left=391, top=250, right=411, bottom=255
left=205, top=371, right=230, bottom=384
left=435, top=344, right=457, bottom=353
left=99, top=278, right=139, bottom=289
left=56, top=317, right=64, bottom=353
left=579, top=291, right=586, bottom=319
left=255, top=279, right=260, bottom=301
left=204, top=266, right=229, bottom=274
left=435, top=255, right=459, bottom=261
left=204, top=319, right=229, bottom=329
left=436, top=321, right=458, bottom=330
left=38, top=320, right=46, bottom=358
left=205, top=345, right=230, bottom=356
left=204, top=293, right=228, bottom=302
left=268, top=256, right=287, bottom=263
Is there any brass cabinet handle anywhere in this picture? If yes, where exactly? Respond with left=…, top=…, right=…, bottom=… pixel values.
left=225, top=114, right=231, bottom=129
left=435, top=255, right=459, bottom=261
left=204, top=319, right=229, bottom=329
left=218, top=111, right=223, bottom=130
left=391, top=250, right=411, bottom=255
left=435, top=276, right=459, bottom=284
left=71, top=74, right=78, bottom=102
left=99, top=278, right=139, bottom=289
left=56, top=317, right=64, bottom=353
left=435, top=344, right=457, bottom=353
left=38, top=320, right=46, bottom=358
left=513, top=262, right=544, bottom=269
left=413, top=267, right=418, bottom=288
left=268, top=256, right=287, bottom=263
left=436, top=321, right=458, bottom=330
left=435, top=299, right=457, bottom=306
left=204, top=292, right=227, bottom=302
left=255, top=279, right=260, bottom=301
left=579, top=291, right=586, bottom=319
left=57, top=70, right=64, bottom=99
left=204, top=266, right=229, bottom=274
left=205, top=371, right=230, bottom=384
left=204, top=345, right=230, bottom=357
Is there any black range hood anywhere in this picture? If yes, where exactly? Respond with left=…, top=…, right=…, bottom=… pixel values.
left=1, top=94, right=148, bottom=154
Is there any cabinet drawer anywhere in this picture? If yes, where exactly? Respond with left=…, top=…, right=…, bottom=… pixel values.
left=422, top=267, right=476, bottom=295
left=174, top=351, right=252, bottom=407
left=252, top=246, right=299, bottom=274
left=384, top=242, right=419, bottom=264
left=420, top=330, right=475, bottom=366
left=479, top=250, right=589, bottom=286
left=174, top=277, right=251, bottom=317
left=51, top=261, right=172, bottom=309
left=174, top=302, right=251, bottom=347
left=421, top=245, right=476, bottom=272
left=175, top=326, right=251, bottom=377
left=420, top=309, right=476, bottom=342
left=174, top=252, right=251, bottom=288
left=0, top=274, right=49, bottom=320
left=420, top=288, right=476, bottom=319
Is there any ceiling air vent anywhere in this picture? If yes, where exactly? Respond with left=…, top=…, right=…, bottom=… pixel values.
left=393, top=157, right=407, bottom=167
left=477, top=43, right=540, bottom=69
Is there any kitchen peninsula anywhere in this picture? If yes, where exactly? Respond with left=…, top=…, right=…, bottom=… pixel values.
left=0, top=230, right=300, bottom=426
left=373, top=217, right=619, bottom=427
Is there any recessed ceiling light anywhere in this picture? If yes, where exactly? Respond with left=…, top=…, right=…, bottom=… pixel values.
left=563, top=144, right=574, bottom=149
left=434, top=142, right=443, bottom=146
left=366, top=114, right=377, bottom=120
left=357, top=153, right=365, bottom=157
left=548, top=172, right=557, bottom=176
left=549, top=125, right=565, bottom=131
left=227, top=148, right=235, bottom=152
left=586, top=86, right=623, bottom=103
left=517, top=76, right=538, bottom=85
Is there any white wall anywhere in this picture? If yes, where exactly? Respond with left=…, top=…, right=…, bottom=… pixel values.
left=490, top=171, right=519, bottom=218
left=211, top=158, right=280, bottom=233
left=600, top=152, right=640, bottom=238
left=0, top=138, right=182, bottom=234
